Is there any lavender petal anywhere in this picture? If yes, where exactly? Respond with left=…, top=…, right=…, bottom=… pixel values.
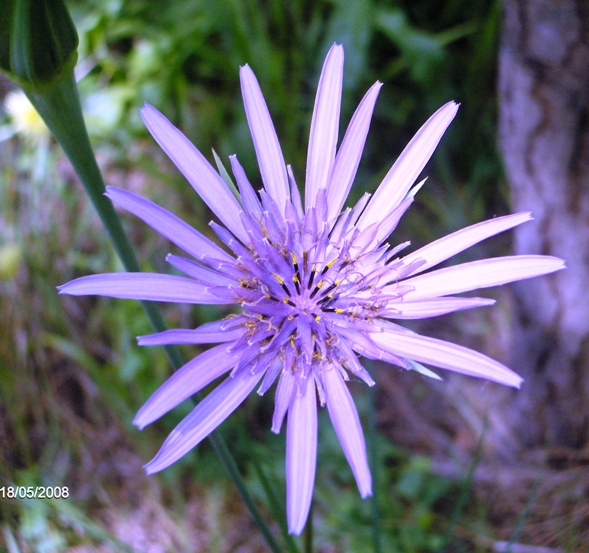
left=380, top=297, right=496, bottom=319
left=397, top=255, right=566, bottom=300
left=324, top=365, right=372, bottom=497
left=370, top=329, right=523, bottom=387
left=137, top=323, right=245, bottom=346
left=305, top=44, right=344, bottom=209
left=358, top=101, right=459, bottom=233
left=106, top=186, right=235, bottom=267
left=140, top=104, right=248, bottom=243
left=144, top=369, right=263, bottom=474
left=240, top=65, right=289, bottom=213
left=286, top=377, right=318, bottom=535
left=327, top=81, right=382, bottom=221
left=271, top=369, right=295, bottom=433
left=58, top=273, right=238, bottom=304
left=399, top=212, right=533, bottom=277
left=134, top=343, right=241, bottom=428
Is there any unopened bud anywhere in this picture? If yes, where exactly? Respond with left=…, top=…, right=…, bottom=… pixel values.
left=0, top=0, right=78, bottom=90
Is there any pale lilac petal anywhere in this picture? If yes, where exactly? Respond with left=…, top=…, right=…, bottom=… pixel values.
left=323, top=365, right=372, bottom=497
left=357, top=101, right=459, bottom=233
left=305, top=44, right=344, bottom=209
left=138, top=327, right=244, bottom=346
left=140, top=104, right=248, bottom=243
left=144, top=369, right=263, bottom=474
left=287, top=165, right=304, bottom=219
left=272, top=369, right=295, bottom=433
left=134, top=344, right=241, bottom=428
left=380, top=297, right=496, bottom=319
left=399, top=212, right=533, bottom=277
left=58, top=273, right=238, bottom=304
left=106, top=187, right=235, bottom=267
left=397, top=255, right=566, bottom=300
left=229, top=155, right=263, bottom=218
left=240, top=65, right=289, bottom=212
left=286, top=378, right=318, bottom=535
left=370, top=330, right=523, bottom=387
left=326, top=81, right=382, bottom=221
left=166, top=255, right=239, bottom=286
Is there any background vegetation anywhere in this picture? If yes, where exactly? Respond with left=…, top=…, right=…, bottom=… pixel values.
left=1, top=0, right=582, bottom=551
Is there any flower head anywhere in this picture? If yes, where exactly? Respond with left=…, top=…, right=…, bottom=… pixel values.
left=59, top=44, right=564, bottom=534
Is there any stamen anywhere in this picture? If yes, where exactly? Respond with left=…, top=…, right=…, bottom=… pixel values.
left=292, top=274, right=301, bottom=295
left=272, top=272, right=292, bottom=297
left=310, top=279, right=323, bottom=299
left=290, top=252, right=302, bottom=294
left=323, top=307, right=345, bottom=314
left=320, top=280, right=341, bottom=299
left=307, top=264, right=317, bottom=289
left=320, top=258, right=337, bottom=276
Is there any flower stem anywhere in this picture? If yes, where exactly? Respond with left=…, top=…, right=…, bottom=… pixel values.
left=368, top=383, right=382, bottom=553
left=304, top=499, right=314, bottom=553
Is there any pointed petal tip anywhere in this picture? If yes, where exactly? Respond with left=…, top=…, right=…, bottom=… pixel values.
left=132, top=412, right=148, bottom=430
left=360, top=487, right=373, bottom=499
left=143, top=461, right=160, bottom=475
left=139, top=102, right=159, bottom=122
left=56, top=281, right=80, bottom=295
left=327, top=42, right=344, bottom=53
left=442, top=100, right=460, bottom=118
left=133, top=421, right=145, bottom=431
left=501, top=372, right=524, bottom=389
left=540, top=256, right=566, bottom=272
left=288, top=524, right=304, bottom=536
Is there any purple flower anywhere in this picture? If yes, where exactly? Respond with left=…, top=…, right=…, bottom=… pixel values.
left=59, top=44, right=564, bottom=534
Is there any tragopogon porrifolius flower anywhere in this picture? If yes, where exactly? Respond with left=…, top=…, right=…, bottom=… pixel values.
left=59, top=44, right=564, bottom=534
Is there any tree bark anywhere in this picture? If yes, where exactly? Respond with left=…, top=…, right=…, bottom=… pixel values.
left=499, top=0, right=589, bottom=450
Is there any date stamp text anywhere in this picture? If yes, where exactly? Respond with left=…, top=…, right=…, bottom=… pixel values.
left=1, top=486, right=69, bottom=499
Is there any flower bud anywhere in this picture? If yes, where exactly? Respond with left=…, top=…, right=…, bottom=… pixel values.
left=0, top=0, right=78, bottom=90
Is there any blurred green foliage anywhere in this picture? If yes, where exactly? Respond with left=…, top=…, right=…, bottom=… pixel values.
left=0, top=0, right=530, bottom=550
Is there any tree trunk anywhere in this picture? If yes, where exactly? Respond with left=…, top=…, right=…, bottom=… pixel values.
left=498, top=0, right=589, bottom=451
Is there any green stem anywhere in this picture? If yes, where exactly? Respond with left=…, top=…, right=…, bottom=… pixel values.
left=368, top=384, right=382, bottom=553
left=304, top=499, right=313, bottom=553
left=23, top=71, right=281, bottom=551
